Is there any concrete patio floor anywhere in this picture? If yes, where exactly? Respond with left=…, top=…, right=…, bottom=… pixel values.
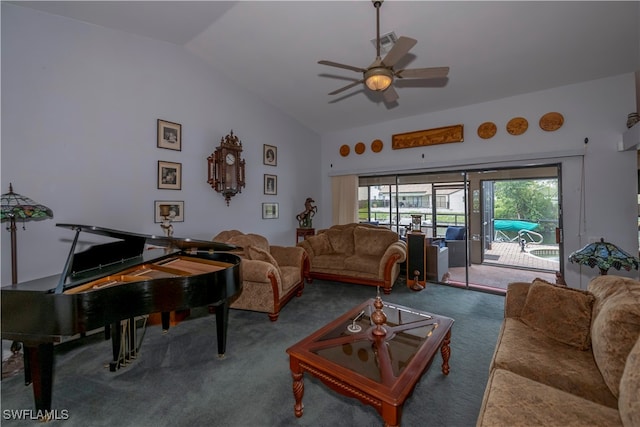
left=444, top=241, right=560, bottom=292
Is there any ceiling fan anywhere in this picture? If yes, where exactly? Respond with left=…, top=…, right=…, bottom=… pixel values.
left=318, top=0, right=449, bottom=103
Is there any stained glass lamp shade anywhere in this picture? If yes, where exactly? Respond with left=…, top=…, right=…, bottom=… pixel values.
left=1, top=183, right=53, bottom=284
left=568, top=238, right=640, bottom=275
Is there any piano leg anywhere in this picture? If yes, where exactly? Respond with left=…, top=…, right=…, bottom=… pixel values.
left=24, top=342, right=54, bottom=412
left=214, top=301, right=229, bottom=358
left=161, top=312, right=170, bottom=332
left=109, top=321, right=121, bottom=372
left=23, top=345, right=32, bottom=385
left=128, top=317, right=136, bottom=359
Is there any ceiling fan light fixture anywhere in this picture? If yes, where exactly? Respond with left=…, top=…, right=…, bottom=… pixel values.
left=364, top=67, right=393, bottom=91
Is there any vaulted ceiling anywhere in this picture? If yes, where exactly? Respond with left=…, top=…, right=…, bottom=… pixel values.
left=11, top=1, right=640, bottom=133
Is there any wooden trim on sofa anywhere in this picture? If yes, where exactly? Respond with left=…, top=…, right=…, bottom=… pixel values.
left=267, top=252, right=309, bottom=321
left=383, top=253, right=403, bottom=285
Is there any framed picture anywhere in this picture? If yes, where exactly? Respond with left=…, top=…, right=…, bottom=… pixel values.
left=157, top=161, right=182, bottom=190
left=264, top=174, right=277, bottom=195
left=157, top=119, right=182, bottom=151
left=154, top=201, right=185, bottom=223
left=262, top=202, right=279, bottom=219
left=263, top=144, right=277, bottom=166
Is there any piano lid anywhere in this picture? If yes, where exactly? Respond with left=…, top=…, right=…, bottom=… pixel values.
left=54, top=224, right=239, bottom=293
left=56, top=224, right=238, bottom=252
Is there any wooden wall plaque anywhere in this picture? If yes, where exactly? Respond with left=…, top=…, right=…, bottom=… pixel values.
left=392, top=124, right=464, bottom=150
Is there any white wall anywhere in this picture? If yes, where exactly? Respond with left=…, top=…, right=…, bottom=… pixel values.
left=2, top=4, right=638, bottom=291
left=0, top=4, right=321, bottom=284
left=319, top=73, right=639, bottom=289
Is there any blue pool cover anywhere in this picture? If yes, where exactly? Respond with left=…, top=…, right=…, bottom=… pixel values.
left=494, top=219, right=538, bottom=231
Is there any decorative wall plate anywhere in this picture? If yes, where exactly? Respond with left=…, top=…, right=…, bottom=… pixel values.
left=371, top=139, right=383, bottom=152
left=355, top=142, right=365, bottom=154
left=539, top=112, right=564, bottom=131
left=339, top=144, right=350, bottom=157
left=477, top=122, right=497, bottom=139
left=506, top=117, right=528, bottom=135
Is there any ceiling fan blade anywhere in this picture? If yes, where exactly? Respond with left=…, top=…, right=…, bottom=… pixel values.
left=329, top=79, right=364, bottom=96
left=381, top=36, right=417, bottom=68
left=383, top=86, right=399, bottom=103
left=396, top=66, right=450, bottom=79
left=318, top=60, right=366, bottom=74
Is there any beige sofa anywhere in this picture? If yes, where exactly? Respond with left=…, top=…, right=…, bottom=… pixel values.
left=477, top=275, right=640, bottom=426
left=297, top=223, right=407, bottom=294
left=213, top=230, right=308, bottom=321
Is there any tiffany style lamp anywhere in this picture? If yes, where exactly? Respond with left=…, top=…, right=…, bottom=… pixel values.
left=569, top=238, right=639, bottom=275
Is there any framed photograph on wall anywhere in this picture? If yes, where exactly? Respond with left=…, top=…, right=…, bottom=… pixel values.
left=264, top=174, right=277, bottom=195
left=157, top=119, right=182, bottom=151
left=154, top=200, right=185, bottom=223
left=262, top=202, right=279, bottom=219
left=263, top=144, right=277, bottom=166
left=157, top=161, right=182, bottom=190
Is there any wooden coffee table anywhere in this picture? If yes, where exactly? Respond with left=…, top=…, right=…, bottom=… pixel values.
left=286, top=297, right=454, bottom=427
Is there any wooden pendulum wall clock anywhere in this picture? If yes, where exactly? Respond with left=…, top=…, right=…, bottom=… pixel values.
left=207, top=130, right=246, bottom=206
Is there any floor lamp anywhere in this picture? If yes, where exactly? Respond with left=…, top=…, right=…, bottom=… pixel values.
left=1, top=183, right=53, bottom=379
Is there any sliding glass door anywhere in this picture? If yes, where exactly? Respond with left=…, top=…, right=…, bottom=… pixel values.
left=358, top=164, right=562, bottom=293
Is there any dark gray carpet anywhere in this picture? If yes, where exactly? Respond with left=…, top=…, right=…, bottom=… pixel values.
left=1, top=279, right=504, bottom=427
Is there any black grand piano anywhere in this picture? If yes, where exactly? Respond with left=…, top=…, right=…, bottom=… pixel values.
left=1, top=224, right=242, bottom=413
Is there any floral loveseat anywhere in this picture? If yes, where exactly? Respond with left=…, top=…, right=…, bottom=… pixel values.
left=297, top=223, right=407, bottom=294
left=477, top=275, right=640, bottom=426
left=213, top=230, right=308, bottom=321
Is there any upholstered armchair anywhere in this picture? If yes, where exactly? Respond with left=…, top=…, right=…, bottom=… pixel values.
left=444, top=226, right=467, bottom=267
left=212, top=230, right=309, bottom=321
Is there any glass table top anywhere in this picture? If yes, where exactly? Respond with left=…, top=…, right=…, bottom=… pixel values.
left=307, top=299, right=451, bottom=384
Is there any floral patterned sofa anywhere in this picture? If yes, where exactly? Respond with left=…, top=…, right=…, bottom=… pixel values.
left=213, top=230, right=308, bottom=321
left=477, top=275, right=640, bottom=426
left=297, top=223, right=407, bottom=294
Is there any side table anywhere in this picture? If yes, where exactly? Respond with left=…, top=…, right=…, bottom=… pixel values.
left=295, top=228, right=315, bottom=244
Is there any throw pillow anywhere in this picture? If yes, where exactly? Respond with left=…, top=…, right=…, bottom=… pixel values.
left=520, top=279, right=595, bottom=350
left=307, top=233, right=333, bottom=255
left=325, top=229, right=355, bottom=255
left=246, top=245, right=282, bottom=279
left=354, top=226, right=399, bottom=257
left=590, top=288, right=640, bottom=399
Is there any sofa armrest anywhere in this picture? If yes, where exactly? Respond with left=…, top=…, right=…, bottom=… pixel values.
left=504, top=282, right=531, bottom=318
left=240, top=258, right=280, bottom=283
left=296, top=240, right=314, bottom=261
left=378, top=241, right=407, bottom=277
left=269, top=245, right=306, bottom=268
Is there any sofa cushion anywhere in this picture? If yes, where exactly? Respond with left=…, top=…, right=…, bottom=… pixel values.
left=344, top=254, right=381, bottom=275
left=311, top=254, right=346, bottom=271
left=477, top=368, right=622, bottom=427
left=589, top=276, right=640, bottom=399
left=307, top=233, right=333, bottom=256
left=492, top=318, right=617, bottom=408
left=246, top=245, right=282, bottom=279
left=520, top=279, right=594, bottom=350
left=324, top=229, right=354, bottom=255
left=353, top=226, right=398, bottom=257
left=619, top=337, right=640, bottom=427
left=279, top=265, right=302, bottom=292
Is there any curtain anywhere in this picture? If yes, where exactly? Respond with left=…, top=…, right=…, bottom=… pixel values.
left=331, top=175, right=358, bottom=225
